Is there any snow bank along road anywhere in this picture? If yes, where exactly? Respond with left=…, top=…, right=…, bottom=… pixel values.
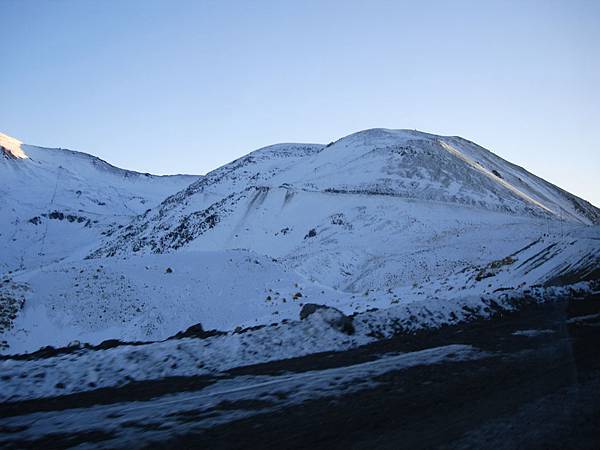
left=1, top=294, right=599, bottom=449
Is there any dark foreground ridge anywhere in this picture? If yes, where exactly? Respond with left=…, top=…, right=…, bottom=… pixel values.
left=0, top=293, right=599, bottom=449
left=164, top=294, right=600, bottom=450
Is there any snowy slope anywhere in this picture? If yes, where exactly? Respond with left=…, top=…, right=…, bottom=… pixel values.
left=0, top=250, right=350, bottom=353
left=89, top=129, right=600, bottom=295
left=93, top=129, right=599, bottom=258
left=0, top=280, right=590, bottom=403
left=3, top=225, right=598, bottom=353
left=1, top=128, right=598, bottom=355
left=0, top=132, right=198, bottom=273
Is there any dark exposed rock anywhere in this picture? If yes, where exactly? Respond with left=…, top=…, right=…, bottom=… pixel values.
left=299, top=303, right=327, bottom=320
left=0, top=291, right=26, bottom=335
left=95, top=339, right=123, bottom=350
left=169, top=323, right=226, bottom=340
left=41, top=210, right=88, bottom=224
left=300, top=303, right=355, bottom=335
left=304, top=228, right=317, bottom=239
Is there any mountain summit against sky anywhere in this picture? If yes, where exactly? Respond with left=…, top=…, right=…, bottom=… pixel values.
left=1, top=128, right=599, bottom=353
left=92, top=128, right=599, bottom=257
left=0, top=132, right=27, bottom=159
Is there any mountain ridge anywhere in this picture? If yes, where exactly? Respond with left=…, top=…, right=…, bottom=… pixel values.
left=1, top=127, right=599, bottom=353
left=0, top=132, right=200, bottom=274
left=90, top=128, right=600, bottom=260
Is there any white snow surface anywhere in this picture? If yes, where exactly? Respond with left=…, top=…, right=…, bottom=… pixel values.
left=0, top=284, right=581, bottom=403
left=92, top=128, right=600, bottom=263
left=1, top=128, right=599, bottom=356
left=0, top=136, right=198, bottom=273
left=0, top=343, right=487, bottom=405
left=0, top=132, right=27, bottom=159
left=3, top=250, right=347, bottom=353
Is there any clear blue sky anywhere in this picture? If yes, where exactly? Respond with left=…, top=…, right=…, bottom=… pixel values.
left=1, top=0, right=599, bottom=205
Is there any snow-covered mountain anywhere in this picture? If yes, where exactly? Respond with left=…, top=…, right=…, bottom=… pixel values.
left=92, top=129, right=599, bottom=258
left=89, top=128, right=599, bottom=292
left=1, top=128, right=599, bottom=353
left=0, top=132, right=199, bottom=273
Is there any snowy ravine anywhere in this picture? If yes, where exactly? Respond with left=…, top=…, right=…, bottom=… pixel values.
left=0, top=128, right=599, bottom=356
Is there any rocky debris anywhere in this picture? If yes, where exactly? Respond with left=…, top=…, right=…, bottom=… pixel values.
left=475, top=256, right=515, bottom=281
left=299, top=303, right=355, bottom=335
left=0, top=282, right=28, bottom=342
left=50, top=211, right=86, bottom=223
left=304, top=228, right=317, bottom=239
left=330, top=213, right=352, bottom=230
left=169, top=323, right=226, bottom=340
left=0, top=338, right=151, bottom=361
left=38, top=210, right=89, bottom=224
left=276, top=227, right=291, bottom=236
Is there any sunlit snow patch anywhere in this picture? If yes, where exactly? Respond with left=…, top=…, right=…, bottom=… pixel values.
left=0, top=132, right=28, bottom=159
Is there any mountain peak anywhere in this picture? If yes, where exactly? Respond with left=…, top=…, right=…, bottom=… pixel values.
left=0, top=132, right=28, bottom=159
